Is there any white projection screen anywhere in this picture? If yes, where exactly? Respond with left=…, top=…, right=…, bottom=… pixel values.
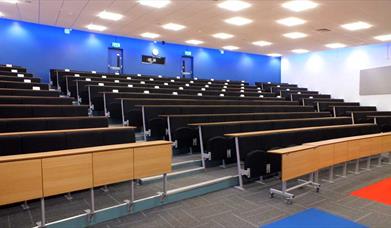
left=360, top=65, right=391, bottom=95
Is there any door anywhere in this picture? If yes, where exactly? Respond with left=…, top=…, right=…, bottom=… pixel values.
left=108, top=48, right=123, bottom=74
left=181, top=56, right=194, bottom=78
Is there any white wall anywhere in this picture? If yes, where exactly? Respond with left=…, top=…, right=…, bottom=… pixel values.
left=282, top=43, right=391, bottom=111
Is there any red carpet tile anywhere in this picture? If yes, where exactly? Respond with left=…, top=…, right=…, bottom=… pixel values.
left=351, top=177, right=391, bottom=205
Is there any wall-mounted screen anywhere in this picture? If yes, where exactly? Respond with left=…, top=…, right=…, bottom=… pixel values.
left=360, top=65, right=391, bottom=95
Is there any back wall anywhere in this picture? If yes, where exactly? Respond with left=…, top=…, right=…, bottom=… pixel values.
left=0, top=18, right=281, bottom=84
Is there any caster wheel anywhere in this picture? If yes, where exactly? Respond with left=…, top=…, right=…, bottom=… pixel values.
left=269, top=193, right=274, bottom=198
left=316, top=187, right=320, bottom=193
left=285, top=198, right=292, bottom=205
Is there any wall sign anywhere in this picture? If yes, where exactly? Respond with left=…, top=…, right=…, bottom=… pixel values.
left=142, top=55, right=165, bottom=65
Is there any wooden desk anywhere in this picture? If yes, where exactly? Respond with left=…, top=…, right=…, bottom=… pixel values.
left=0, top=140, right=172, bottom=206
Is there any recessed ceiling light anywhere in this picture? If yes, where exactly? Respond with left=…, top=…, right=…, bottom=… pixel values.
left=140, top=32, right=160, bottom=39
left=138, top=0, right=171, bottom=8
left=224, top=16, right=253, bottom=26
left=325, top=43, right=346, bottom=48
left=86, top=24, right=107, bottom=31
left=292, top=49, right=309, bottom=53
left=277, top=17, right=306, bottom=27
left=283, top=32, right=307, bottom=39
left=252, top=41, right=272, bottom=47
left=282, top=0, right=318, bottom=12
left=341, top=21, right=372, bottom=31
left=374, top=34, right=391, bottom=41
left=212, top=33, right=234, bottom=39
left=268, top=53, right=282, bottom=57
left=97, top=11, right=123, bottom=21
left=3, top=0, right=18, bottom=3
left=186, top=39, right=204, bottom=45
left=218, top=0, right=251, bottom=12
left=222, top=45, right=239, bottom=50
left=162, top=23, right=186, bottom=31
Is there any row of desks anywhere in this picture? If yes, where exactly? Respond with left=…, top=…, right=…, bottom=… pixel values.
left=0, top=140, right=172, bottom=206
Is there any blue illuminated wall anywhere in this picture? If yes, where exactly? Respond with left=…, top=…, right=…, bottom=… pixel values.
left=0, top=18, right=280, bottom=84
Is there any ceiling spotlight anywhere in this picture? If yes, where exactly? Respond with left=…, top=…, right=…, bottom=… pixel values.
left=97, top=11, right=123, bottom=21
left=252, top=41, right=272, bottom=47
left=268, top=53, right=282, bottom=57
left=325, top=43, right=346, bottom=48
left=277, top=17, right=306, bottom=27
left=225, top=16, right=253, bottom=26
left=86, top=24, right=107, bottom=31
left=374, top=34, right=391, bottom=41
left=186, top=39, right=204, bottom=45
left=341, top=21, right=372, bottom=31
left=292, top=49, right=309, bottom=53
left=282, top=0, right=318, bottom=12
left=140, top=32, right=160, bottom=39
left=162, top=23, right=186, bottom=31
left=222, top=45, right=239, bottom=50
left=138, top=0, right=171, bottom=8
left=212, top=33, right=234, bottom=39
left=218, top=0, right=251, bottom=12
left=283, top=32, right=307, bottom=39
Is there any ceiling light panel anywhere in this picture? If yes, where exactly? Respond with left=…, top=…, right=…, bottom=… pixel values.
left=325, top=43, right=346, bottom=48
left=292, top=49, right=309, bottom=53
left=341, top=21, right=372, bottom=31
left=252, top=41, right=272, bottom=47
left=218, top=0, right=251, bottom=12
left=186, top=40, right=204, bottom=45
left=97, top=11, right=123, bottom=21
left=86, top=24, right=107, bottom=31
left=277, top=17, right=306, bottom=27
left=224, top=16, right=253, bottom=26
left=283, top=32, right=307, bottom=39
left=3, top=0, right=19, bottom=4
left=138, top=0, right=171, bottom=8
left=140, top=32, right=160, bottom=39
left=282, top=0, right=318, bottom=12
left=162, top=23, right=186, bottom=31
left=212, top=33, right=234, bottom=39
left=223, top=45, right=239, bottom=50
left=374, top=34, right=391, bottom=41
left=268, top=53, right=282, bottom=57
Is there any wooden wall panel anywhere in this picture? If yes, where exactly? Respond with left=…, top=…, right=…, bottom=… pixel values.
left=93, top=148, right=134, bottom=187
left=0, top=159, right=42, bottom=205
left=42, top=154, right=93, bottom=197
left=134, top=144, right=172, bottom=179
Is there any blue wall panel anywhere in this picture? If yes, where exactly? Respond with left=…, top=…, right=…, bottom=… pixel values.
left=0, top=18, right=280, bottom=84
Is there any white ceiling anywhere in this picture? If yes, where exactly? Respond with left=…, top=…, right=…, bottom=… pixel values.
left=1, top=0, right=391, bottom=56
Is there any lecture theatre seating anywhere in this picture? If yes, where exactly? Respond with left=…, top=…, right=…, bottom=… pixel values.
left=0, top=65, right=136, bottom=157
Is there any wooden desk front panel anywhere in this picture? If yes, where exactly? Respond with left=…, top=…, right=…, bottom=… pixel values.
left=333, top=142, right=349, bottom=164
left=134, top=144, right=172, bottom=179
left=381, top=135, right=391, bottom=152
left=316, top=145, right=334, bottom=169
left=348, top=140, right=362, bottom=160
left=93, top=148, right=134, bottom=187
left=359, top=137, right=381, bottom=157
left=282, top=148, right=317, bottom=181
left=42, top=154, right=93, bottom=197
left=0, top=159, right=42, bottom=205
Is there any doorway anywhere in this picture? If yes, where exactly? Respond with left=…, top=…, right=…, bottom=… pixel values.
left=181, top=56, right=194, bottom=78
left=108, top=48, right=123, bottom=74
